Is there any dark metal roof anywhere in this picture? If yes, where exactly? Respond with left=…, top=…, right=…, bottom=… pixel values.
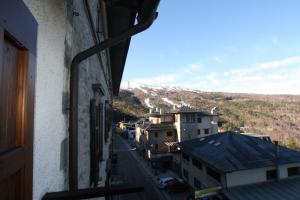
left=178, top=132, right=300, bottom=173
left=170, top=106, right=214, bottom=116
left=139, top=122, right=176, bottom=131
left=222, top=177, right=300, bottom=200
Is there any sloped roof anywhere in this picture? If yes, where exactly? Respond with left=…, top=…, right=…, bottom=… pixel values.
left=178, top=132, right=300, bottom=173
left=170, top=106, right=214, bottom=116
left=139, top=122, right=176, bottom=131
left=222, top=177, right=300, bottom=200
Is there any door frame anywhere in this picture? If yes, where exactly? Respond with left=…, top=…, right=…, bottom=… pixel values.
left=0, top=1, right=37, bottom=199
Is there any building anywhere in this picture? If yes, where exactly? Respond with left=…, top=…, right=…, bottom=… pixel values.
left=172, top=106, right=219, bottom=142
left=0, top=0, right=159, bottom=200
left=178, top=132, right=300, bottom=198
left=136, top=107, right=218, bottom=158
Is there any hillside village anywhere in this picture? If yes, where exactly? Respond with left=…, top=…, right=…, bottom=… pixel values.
left=114, top=85, right=300, bottom=149
left=113, top=85, right=300, bottom=199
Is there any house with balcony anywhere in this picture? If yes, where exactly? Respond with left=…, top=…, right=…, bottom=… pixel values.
left=178, top=131, right=300, bottom=199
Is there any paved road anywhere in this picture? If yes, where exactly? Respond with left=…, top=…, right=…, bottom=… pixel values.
left=112, top=135, right=166, bottom=200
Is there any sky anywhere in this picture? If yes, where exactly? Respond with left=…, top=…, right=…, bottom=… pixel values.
left=121, top=0, right=300, bottom=94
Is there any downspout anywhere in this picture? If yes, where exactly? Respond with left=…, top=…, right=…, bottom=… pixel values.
left=69, top=4, right=159, bottom=190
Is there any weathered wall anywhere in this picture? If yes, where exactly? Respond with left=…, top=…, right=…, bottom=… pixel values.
left=23, top=1, right=69, bottom=199
left=23, top=0, right=112, bottom=199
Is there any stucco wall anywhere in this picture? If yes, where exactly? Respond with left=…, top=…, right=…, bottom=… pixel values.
left=181, top=153, right=225, bottom=189
left=23, top=1, right=69, bottom=199
left=176, top=114, right=217, bottom=142
left=23, top=0, right=112, bottom=199
left=226, top=162, right=300, bottom=187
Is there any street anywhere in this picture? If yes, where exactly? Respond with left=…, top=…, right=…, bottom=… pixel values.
left=112, top=134, right=166, bottom=200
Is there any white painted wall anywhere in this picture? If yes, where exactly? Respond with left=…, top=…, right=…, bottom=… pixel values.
left=23, top=1, right=69, bottom=199
left=176, top=114, right=217, bottom=142
left=226, top=162, right=300, bottom=187
left=23, top=0, right=113, bottom=199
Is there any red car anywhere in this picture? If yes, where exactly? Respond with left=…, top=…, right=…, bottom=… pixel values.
left=166, top=179, right=189, bottom=193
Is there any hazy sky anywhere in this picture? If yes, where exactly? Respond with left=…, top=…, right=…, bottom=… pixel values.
left=121, top=0, right=300, bottom=94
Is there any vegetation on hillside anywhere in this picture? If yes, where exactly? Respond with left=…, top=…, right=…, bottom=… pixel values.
left=113, top=88, right=300, bottom=149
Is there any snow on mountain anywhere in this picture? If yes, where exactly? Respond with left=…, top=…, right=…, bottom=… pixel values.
left=179, top=101, right=190, bottom=107
left=144, top=98, right=153, bottom=108
left=162, top=97, right=180, bottom=107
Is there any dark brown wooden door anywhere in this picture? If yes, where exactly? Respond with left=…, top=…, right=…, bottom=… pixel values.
left=0, top=1, right=37, bottom=199
left=0, top=19, right=36, bottom=200
left=0, top=27, right=26, bottom=200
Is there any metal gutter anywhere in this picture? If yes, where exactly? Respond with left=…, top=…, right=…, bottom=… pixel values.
left=69, top=0, right=159, bottom=190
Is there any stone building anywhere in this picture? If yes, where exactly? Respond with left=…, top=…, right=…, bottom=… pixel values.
left=0, top=0, right=159, bottom=199
left=136, top=106, right=219, bottom=158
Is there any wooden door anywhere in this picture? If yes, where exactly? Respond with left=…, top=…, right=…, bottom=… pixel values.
left=0, top=1, right=37, bottom=199
left=0, top=27, right=26, bottom=200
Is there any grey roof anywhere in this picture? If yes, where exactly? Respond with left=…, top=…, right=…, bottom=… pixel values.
left=178, top=132, right=300, bottom=173
left=139, top=122, right=176, bottom=131
left=170, top=106, right=214, bottom=116
left=222, top=177, right=300, bottom=200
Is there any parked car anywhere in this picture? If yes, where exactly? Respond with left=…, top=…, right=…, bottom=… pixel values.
left=166, top=180, right=189, bottom=193
left=157, top=177, right=183, bottom=189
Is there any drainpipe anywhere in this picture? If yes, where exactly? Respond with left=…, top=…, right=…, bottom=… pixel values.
left=69, top=2, right=159, bottom=191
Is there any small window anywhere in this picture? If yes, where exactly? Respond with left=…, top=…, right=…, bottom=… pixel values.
left=154, top=132, right=158, bottom=138
left=197, top=115, right=202, bottom=123
left=167, top=131, right=173, bottom=137
left=183, top=168, right=189, bottom=180
left=288, top=167, right=300, bottom=177
left=192, top=158, right=203, bottom=170
left=191, top=114, right=195, bottom=123
left=194, top=178, right=201, bottom=189
left=182, top=152, right=190, bottom=161
left=204, top=129, right=209, bottom=134
left=266, top=169, right=277, bottom=180
left=197, top=129, right=201, bottom=135
left=207, top=167, right=221, bottom=182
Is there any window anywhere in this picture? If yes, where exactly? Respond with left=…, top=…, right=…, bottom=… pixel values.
left=181, top=114, right=186, bottom=123
left=190, top=114, right=195, bottom=123
left=197, top=114, right=202, bottom=123
left=167, top=131, right=173, bottom=137
left=288, top=167, right=300, bottom=177
left=207, top=167, right=221, bottom=182
left=183, top=169, right=189, bottom=180
left=192, top=158, right=203, bottom=170
left=154, top=132, right=158, bottom=138
left=197, top=129, right=201, bottom=135
left=182, top=152, right=190, bottom=161
left=204, top=129, right=209, bottom=134
left=194, top=178, right=202, bottom=189
left=266, top=169, right=277, bottom=180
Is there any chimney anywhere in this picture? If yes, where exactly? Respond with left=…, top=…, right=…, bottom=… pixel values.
left=274, top=141, right=280, bottom=181
left=275, top=141, right=279, bottom=160
left=160, top=108, right=164, bottom=114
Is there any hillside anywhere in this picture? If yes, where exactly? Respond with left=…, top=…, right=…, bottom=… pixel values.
left=113, top=85, right=300, bottom=148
